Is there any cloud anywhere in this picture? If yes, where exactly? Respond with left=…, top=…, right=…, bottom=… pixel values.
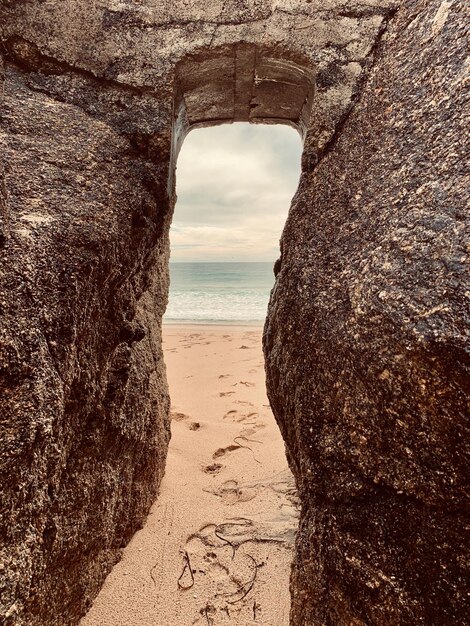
left=171, top=122, right=302, bottom=262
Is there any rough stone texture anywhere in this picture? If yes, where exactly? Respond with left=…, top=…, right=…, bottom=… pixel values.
left=0, top=0, right=468, bottom=624
left=0, top=64, right=171, bottom=626
left=264, top=0, right=470, bottom=623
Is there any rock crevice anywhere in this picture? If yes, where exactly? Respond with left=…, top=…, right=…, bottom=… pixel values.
left=0, top=1, right=468, bottom=625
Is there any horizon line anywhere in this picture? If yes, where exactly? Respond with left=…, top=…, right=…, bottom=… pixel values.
left=170, top=259, right=276, bottom=264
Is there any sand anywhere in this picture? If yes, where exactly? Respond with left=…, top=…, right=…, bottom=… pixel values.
left=80, top=325, right=298, bottom=626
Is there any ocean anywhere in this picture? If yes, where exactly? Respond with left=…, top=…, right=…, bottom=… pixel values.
left=164, top=262, right=275, bottom=324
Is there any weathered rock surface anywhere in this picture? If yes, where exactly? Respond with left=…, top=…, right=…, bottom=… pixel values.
left=0, top=0, right=468, bottom=624
left=0, top=64, right=171, bottom=625
left=265, top=0, right=470, bottom=623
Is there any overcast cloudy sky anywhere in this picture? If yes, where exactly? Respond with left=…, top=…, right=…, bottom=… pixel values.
left=170, top=123, right=302, bottom=262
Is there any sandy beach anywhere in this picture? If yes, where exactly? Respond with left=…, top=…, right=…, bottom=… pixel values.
left=81, top=324, right=298, bottom=626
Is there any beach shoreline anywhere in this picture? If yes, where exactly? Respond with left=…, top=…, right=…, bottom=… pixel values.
left=163, top=320, right=265, bottom=329
left=164, top=262, right=275, bottom=326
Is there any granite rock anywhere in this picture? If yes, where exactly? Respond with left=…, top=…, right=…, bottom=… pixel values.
left=0, top=0, right=468, bottom=624
left=265, top=0, right=469, bottom=623
left=0, top=66, right=171, bottom=626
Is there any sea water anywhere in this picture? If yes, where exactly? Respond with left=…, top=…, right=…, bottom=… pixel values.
left=164, top=262, right=275, bottom=324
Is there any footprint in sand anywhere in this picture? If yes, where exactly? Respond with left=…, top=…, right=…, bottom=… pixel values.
left=212, top=445, right=240, bottom=459
left=188, top=422, right=201, bottom=431
left=171, top=412, right=190, bottom=421
left=203, top=463, right=223, bottom=475
left=218, top=374, right=231, bottom=379
left=209, top=479, right=259, bottom=505
left=219, top=391, right=235, bottom=397
left=239, top=427, right=257, bottom=437
left=239, top=345, right=251, bottom=349
left=240, top=411, right=261, bottom=424
left=223, top=410, right=248, bottom=423
left=239, top=381, right=255, bottom=387
left=223, top=410, right=264, bottom=426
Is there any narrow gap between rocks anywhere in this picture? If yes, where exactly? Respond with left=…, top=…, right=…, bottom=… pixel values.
left=80, top=122, right=302, bottom=626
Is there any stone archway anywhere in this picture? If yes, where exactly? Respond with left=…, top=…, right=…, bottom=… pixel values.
left=0, top=2, right=468, bottom=626
left=169, top=43, right=315, bottom=195
left=173, top=44, right=314, bottom=139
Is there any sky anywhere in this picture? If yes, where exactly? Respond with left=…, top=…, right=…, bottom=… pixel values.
left=170, top=123, right=302, bottom=263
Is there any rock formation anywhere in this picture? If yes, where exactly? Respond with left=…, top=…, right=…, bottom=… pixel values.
left=0, top=0, right=468, bottom=624
left=0, top=50, right=172, bottom=626
left=265, top=1, right=470, bottom=623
